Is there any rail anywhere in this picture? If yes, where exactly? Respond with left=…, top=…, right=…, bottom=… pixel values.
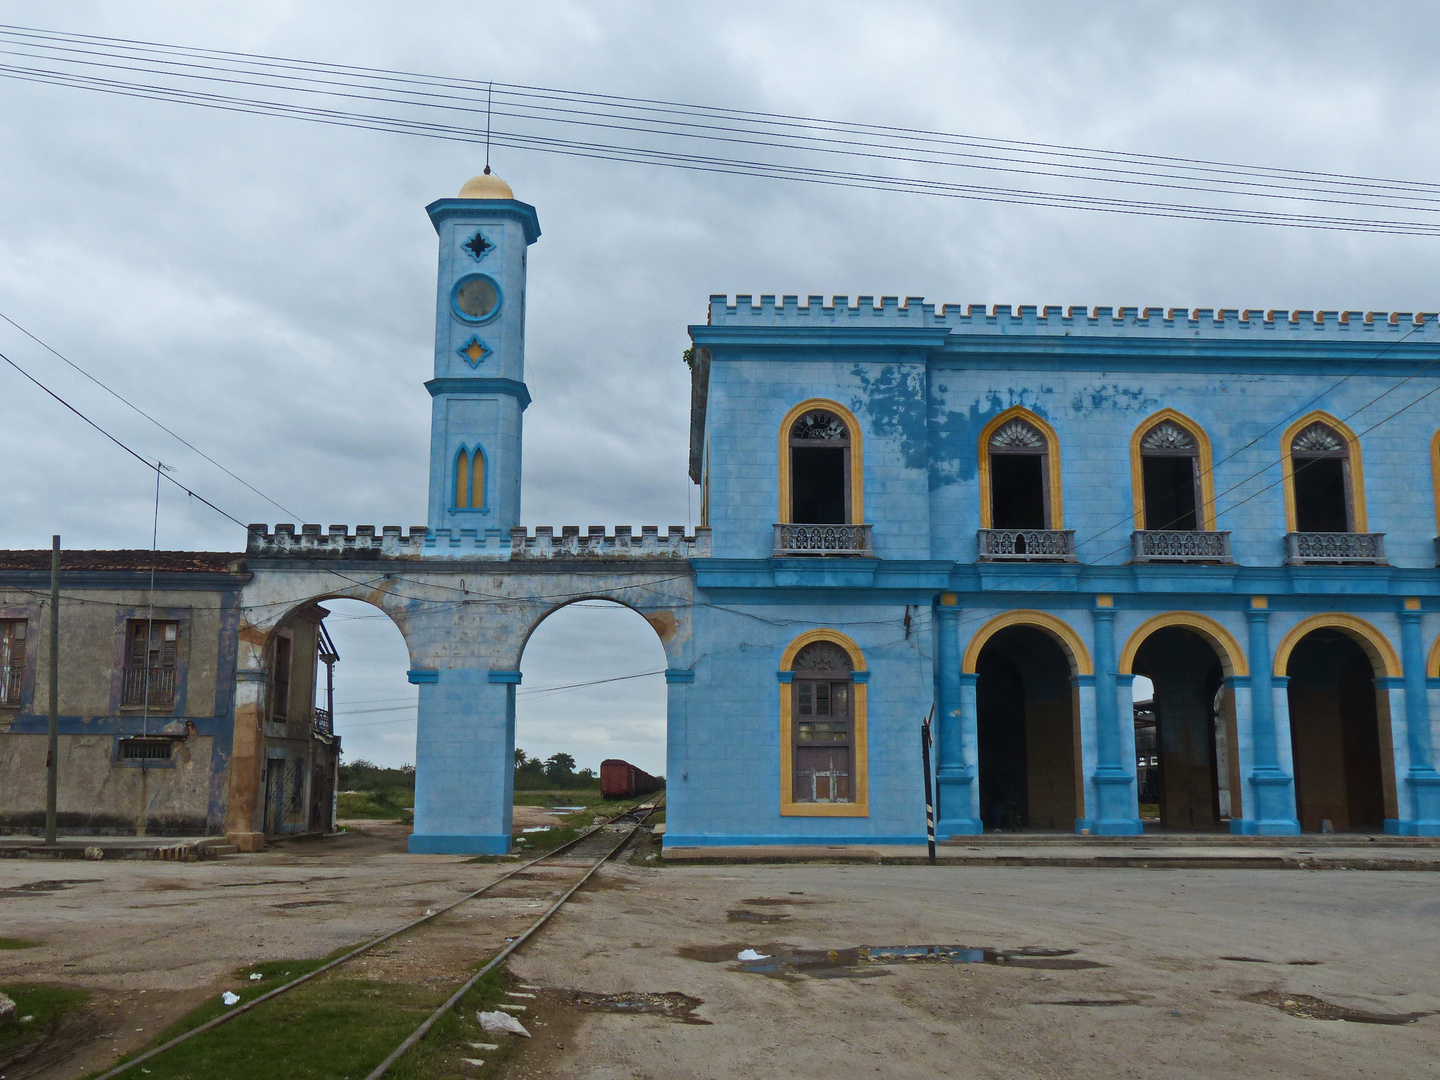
left=773, top=522, right=874, bottom=556
left=977, top=528, right=1077, bottom=561
left=92, top=797, right=661, bottom=1080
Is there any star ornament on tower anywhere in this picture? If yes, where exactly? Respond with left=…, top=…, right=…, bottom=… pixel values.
left=462, top=230, right=494, bottom=261
left=456, top=336, right=492, bottom=368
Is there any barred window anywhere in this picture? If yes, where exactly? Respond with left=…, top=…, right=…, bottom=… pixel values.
left=0, top=620, right=25, bottom=707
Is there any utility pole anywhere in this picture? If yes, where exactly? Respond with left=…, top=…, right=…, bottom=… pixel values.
left=44, top=535, right=59, bottom=845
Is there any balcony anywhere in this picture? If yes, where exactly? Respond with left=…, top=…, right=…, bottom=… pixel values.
left=120, top=665, right=176, bottom=710
left=773, top=523, right=874, bottom=557
left=1131, top=530, right=1233, bottom=563
left=977, top=528, right=1077, bottom=562
left=1284, top=532, right=1387, bottom=565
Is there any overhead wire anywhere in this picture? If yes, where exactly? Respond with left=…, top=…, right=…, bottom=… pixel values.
left=4, top=25, right=1440, bottom=234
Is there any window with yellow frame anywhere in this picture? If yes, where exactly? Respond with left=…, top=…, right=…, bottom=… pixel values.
left=779, top=629, right=869, bottom=817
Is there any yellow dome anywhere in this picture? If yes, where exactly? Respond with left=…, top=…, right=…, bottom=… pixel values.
left=458, top=171, right=514, bottom=199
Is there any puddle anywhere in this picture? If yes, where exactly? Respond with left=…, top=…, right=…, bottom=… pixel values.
left=1243, top=990, right=1432, bottom=1025
left=1222, top=956, right=1323, bottom=966
left=680, top=943, right=1104, bottom=979
left=272, top=899, right=338, bottom=909
left=727, top=909, right=791, bottom=924
left=0, top=878, right=101, bottom=895
left=741, top=897, right=813, bottom=906
left=565, top=990, right=711, bottom=1024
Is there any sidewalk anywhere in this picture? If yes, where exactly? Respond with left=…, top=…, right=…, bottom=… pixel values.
left=0, top=834, right=238, bottom=861
left=660, top=832, right=1440, bottom=869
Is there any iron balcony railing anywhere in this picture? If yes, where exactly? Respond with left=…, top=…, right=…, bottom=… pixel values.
left=773, top=523, right=874, bottom=557
left=313, top=707, right=333, bottom=738
left=1283, top=532, right=1387, bottom=565
left=977, top=528, right=1077, bottom=562
left=120, top=665, right=176, bottom=710
left=1, top=668, right=21, bottom=708
left=1131, top=530, right=1233, bottom=563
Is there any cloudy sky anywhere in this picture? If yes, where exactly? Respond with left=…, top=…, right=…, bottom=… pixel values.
left=4, top=1, right=1440, bottom=770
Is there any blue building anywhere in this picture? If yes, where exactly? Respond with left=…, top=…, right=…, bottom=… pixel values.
left=236, top=175, right=1440, bottom=852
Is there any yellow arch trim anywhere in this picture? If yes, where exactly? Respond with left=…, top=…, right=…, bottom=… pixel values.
left=1430, top=429, right=1440, bottom=536
left=777, top=399, right=864, bottom=525
left=1272, top=613, right=1401, bottom=679
left=1129, top=408, right=1217, bottom=531
left=1427, top=631, right=1440, bottom=679
left=978, top=407, right=1064, bottom=529
left=1280, top=411, right=1368, bottom=533
left=961, top=610, right=1093, bottom=676
left=1118, top=611, right=1248, bottom=678
left=779, top=628, right=868, bottom=818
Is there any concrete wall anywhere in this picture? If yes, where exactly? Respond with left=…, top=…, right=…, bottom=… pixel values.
left=0, top=570, right=243, bottom=836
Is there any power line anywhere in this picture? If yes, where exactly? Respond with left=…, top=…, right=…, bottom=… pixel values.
left=5, top=25, right=1440, bottom=234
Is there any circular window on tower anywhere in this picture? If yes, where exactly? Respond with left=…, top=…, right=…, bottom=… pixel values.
left=452, top=274, right=502, bottom=323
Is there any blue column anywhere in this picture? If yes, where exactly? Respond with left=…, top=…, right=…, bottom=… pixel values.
left=1234, top=606, right=1299, bottom=835
left=934, top=599, right=980, bottom=836
left=1089, top=604, right=1141, bottom=835
left=1391, top=609, right=1440, bottom=835
left=409, top=668, right=517, bottom=854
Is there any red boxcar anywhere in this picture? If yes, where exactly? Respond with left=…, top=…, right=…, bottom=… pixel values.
left=600, top=758, right=662, bottom=798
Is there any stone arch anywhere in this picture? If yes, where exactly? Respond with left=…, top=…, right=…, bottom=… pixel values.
left=962, top=610, right=1093, bottom=677
left=1273, top=613, right=1401, bottom=679
left=1119, top=612, right=1248, bottom=678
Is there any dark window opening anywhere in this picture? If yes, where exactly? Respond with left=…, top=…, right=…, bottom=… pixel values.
left=791, top=447, right=847, bottom=523
left=119, top=737, right=173, bottom=762
left=990, top=454, right=1046, bottom=530
left=1293, top=457, right=1350, bottom=532
left=272, top=636, right=292, bottom=720
left=1142, top=455, right=1199, bottom=530
left=788, top=410, right=851, bottom=525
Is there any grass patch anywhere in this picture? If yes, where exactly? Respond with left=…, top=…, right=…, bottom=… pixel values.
left=336, top=791, right=413, bottom=824
left=0, top=984, right=89, bottom=1064
left=0, top=937, right=40, bottom=950
left=97, top=957, right=526, bottom=1079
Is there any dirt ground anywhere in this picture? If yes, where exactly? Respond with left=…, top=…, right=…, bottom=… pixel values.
left=2, top=821, right=1437, bottom=1080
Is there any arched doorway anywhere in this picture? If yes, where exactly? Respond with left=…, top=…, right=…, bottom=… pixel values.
left=262, top=597, right=415, bottom=837
left=1130, top=628, right=1232, bottom=830
left=974, top=625, right=1080, bottom=831
left=1285, top=628, right=1387, bottom=832
left=517, top=599, right=668, bottom=804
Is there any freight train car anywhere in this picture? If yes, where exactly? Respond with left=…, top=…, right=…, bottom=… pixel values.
left=599, top=759, right=663, bottom=799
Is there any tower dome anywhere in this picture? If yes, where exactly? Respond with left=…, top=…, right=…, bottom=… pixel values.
left=458, top=170, right=514, bottom=199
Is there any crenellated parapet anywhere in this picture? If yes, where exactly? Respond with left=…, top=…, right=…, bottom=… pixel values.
left=510, top=525, right=710, bottom=559
left=247, top=524, right=431, bottom=559
left=245, top=523, right=711, bottom=560
left=705, top=294, right=1440, bottom=339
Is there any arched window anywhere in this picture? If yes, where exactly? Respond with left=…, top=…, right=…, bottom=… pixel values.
left=1138, top=418, right=1201, bottom=530
left=987, top=416, right=1050, bottom=529
left=454, top=446, right=487, bottom=510
left=1289, top=421, right=1353, bottom=532
left=790, top=640, right=855, bottom=804
left=788, top=409, right=850, bottom=523
left=779, top=630, right=869, bottom=816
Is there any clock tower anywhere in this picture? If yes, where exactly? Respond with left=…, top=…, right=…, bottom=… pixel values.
left=423, top=171, right=540, bottom=552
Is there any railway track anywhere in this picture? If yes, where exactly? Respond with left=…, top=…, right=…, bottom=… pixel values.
left=93, top=798, right=662, bottom=1080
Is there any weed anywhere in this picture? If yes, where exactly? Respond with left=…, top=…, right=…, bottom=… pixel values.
left=0, top=984, right=89, bottom=1064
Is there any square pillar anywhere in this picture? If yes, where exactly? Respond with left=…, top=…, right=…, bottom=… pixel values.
left=408, top=668, right=516, bottom=854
